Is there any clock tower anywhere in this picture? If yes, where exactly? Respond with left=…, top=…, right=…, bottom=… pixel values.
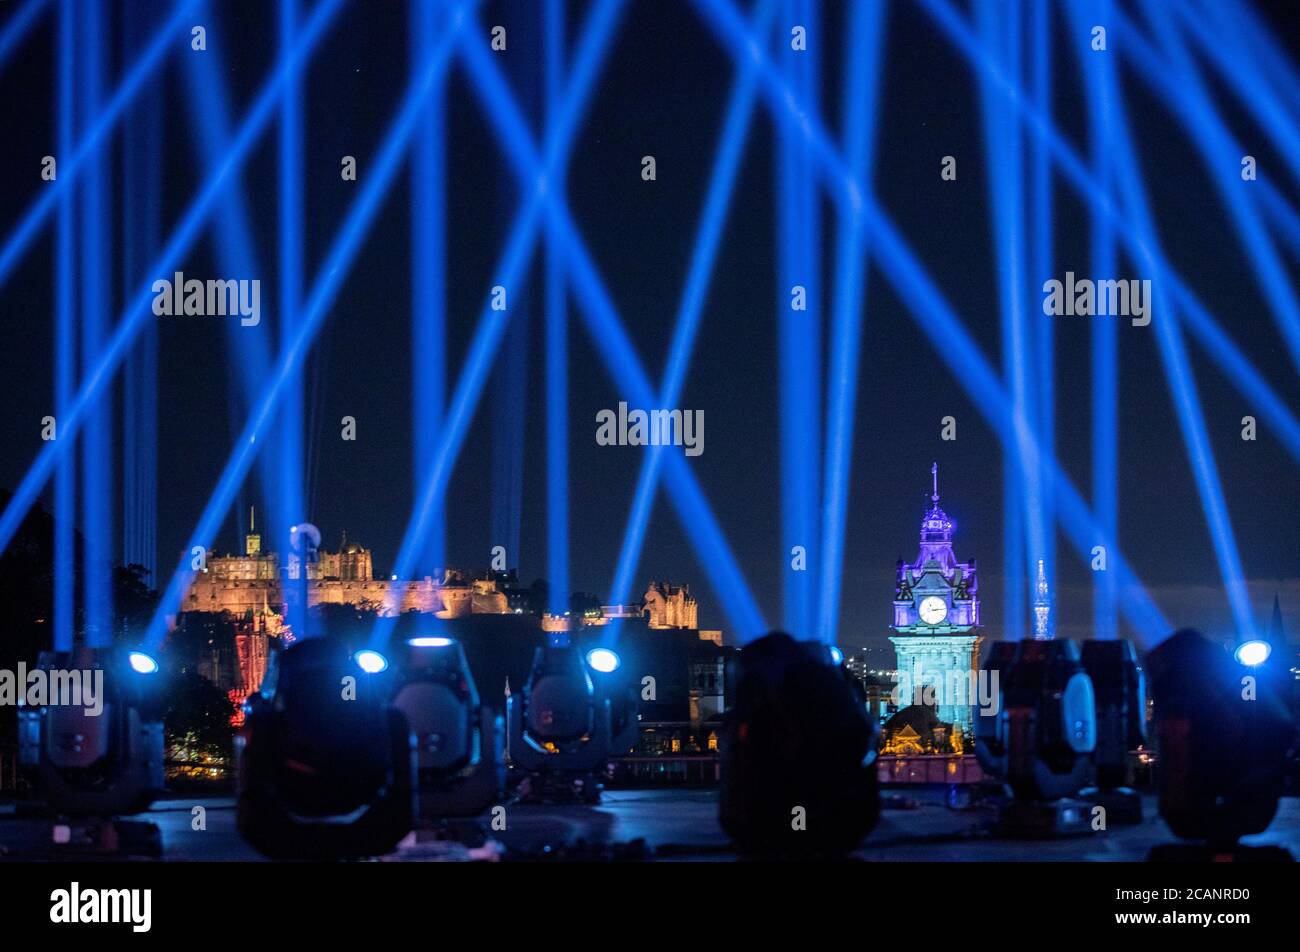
left=888, top=464, right=983, bottom=733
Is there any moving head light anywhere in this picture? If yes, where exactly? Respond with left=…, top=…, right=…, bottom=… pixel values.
left=582, top=642, right=639, bottom=757
left=507, top=640, right=615, bottom=803
left=18, top=646, right=165, bottom=819
left=236, top=638, right=415, bottom=859
left=974, top=641, right=1019, bottom=779
left=1081, top=639, right=1146, bottom=823
left=1147, top=628, right=1295, bottom=860
left=719, top=632, right=879, bottom=856
left=388, top=635, right=504, bottom=820
left=979, top=639, right=1097, bottom=836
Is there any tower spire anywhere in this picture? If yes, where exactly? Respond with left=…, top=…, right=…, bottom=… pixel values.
left=1033, top=558, right=1052, bottom=639
left=245, top=506, right=261, bottom=557
left=931, top=462, right=939, bottom=503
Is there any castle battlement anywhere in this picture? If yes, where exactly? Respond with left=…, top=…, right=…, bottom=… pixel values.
left=183, top=532, right=507, bottom=621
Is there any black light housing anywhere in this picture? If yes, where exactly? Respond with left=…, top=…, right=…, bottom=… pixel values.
left=1081, top=639, right=1146, bottom=823
left=718, top=632, right=879, bottom=856
left=18, top=646, right=165, bottom=819
left=1001, top=639, right=1095, bottom=801
left=579, top=640, right=640, bottom=757
left=974, top=640, right=1020, bottom=779
left=1146, top=628, right=1294, bottom=856
left=236, top=636, right=415, bottom=859
left=975, top=639, right=1097, bottom=836
left=507, top=642, right=613, bottom=803
left=385, top=635, right=504, bottom=820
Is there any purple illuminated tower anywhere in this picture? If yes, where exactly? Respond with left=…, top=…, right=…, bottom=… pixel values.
left=888, top=464, right=983, bottom=732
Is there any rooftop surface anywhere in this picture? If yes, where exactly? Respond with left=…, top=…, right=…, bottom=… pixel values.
left=3, top=789, right=1298, bottom=861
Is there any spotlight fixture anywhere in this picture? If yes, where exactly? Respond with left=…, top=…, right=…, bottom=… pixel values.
left=386, top=635, right=504, bottom=821
left=718, top=632, right=879, bottom=856
left=507, top=642, right=613, bottom=804
left=353, top=648, right=389, bottom=674
left=983, top=639, right=1097, bottom=837
left=408, top=636, right=454, bottom=648
left=1146, top=628, right=1294, bottom=861
left=581, top=641, right=639, bottom=759
left=126, top=650, right=160, bottom=675
left=585, top=647, right=621, bottom=674
left=1081, top=640, right=1146, bottom=824
left=974, top=641, right=1019, bottom=779
left=18, top=647, right=166, bottom=854
left=237, top=638, right=415, bottom=859
left=1234, top=639, right=1272, bottom=667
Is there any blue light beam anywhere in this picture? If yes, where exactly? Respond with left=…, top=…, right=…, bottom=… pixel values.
left=691, top=0, right=1170, bottom=643
left=280, top=0, right=307, bottom=634
left=544, top=0, right=568, bottom=616
left=412, top=0, right=448, bottom=579
left=52, top=0, right=74, bottom=652
left=78, top=0, right=112, bottom=647
left=1082, top=0, right=1119, bottom=640
left=1116, top=1, right=1300, bottom=376
left=976, top=0, right=1032, bottom=639
left=140, top=0, right=475, bottom=649
left=368, top=0, right=627, bottom=643
left=0, top=0, right=347, bottom=559
left=0, top=0, right=50, bottom=74
left=777, top=0, right=822, bottom=640
left=1071, top=0, right=1258, bottom=641
left=607, top=0, right=780, bottom=617
left=456, top=14, right=804, bottom=642
left=0, top=0, right=199, bottom=291
left=816, top=0, right=886, bottom=645
left=914, top=0, right=1300, bottom=469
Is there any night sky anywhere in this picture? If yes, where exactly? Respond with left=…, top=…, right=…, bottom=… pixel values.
left=2, top=0, right=1298, bottom=653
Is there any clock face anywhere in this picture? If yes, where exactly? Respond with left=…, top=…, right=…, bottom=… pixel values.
left=918, top=596, right=948, bottom=625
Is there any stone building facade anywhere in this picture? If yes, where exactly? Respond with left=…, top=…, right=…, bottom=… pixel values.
left=183, top=528, right=508, bottom=623
left=642, top=581, right=699, bottom=629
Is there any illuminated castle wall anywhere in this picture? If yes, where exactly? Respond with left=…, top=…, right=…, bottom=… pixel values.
left=182, top=524, right=508, bottom=621
left=888, top=464, right=983, bottom=734
left=642, top=581, right=699, bottom=629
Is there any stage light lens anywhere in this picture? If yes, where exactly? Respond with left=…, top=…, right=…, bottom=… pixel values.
left=127, top=651, right=159, bottom=675
left=408, top=636, right=453, bottom=648
left=354, top=649, right=389, bottom=674
left=829, top=646, right=844, bottom=665
left=586, top=648, right=621, bottom=673
left=1234, top=640, right=1271, bottom=666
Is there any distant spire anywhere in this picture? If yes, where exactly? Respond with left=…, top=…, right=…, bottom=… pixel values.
left=919, top=463, right=954, bottom=548
left=245, top=506, right=262, bottom=557
left=1033, top=559, right=1052, bottom=640
left=1269, top=594, right=1285, bottom=642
